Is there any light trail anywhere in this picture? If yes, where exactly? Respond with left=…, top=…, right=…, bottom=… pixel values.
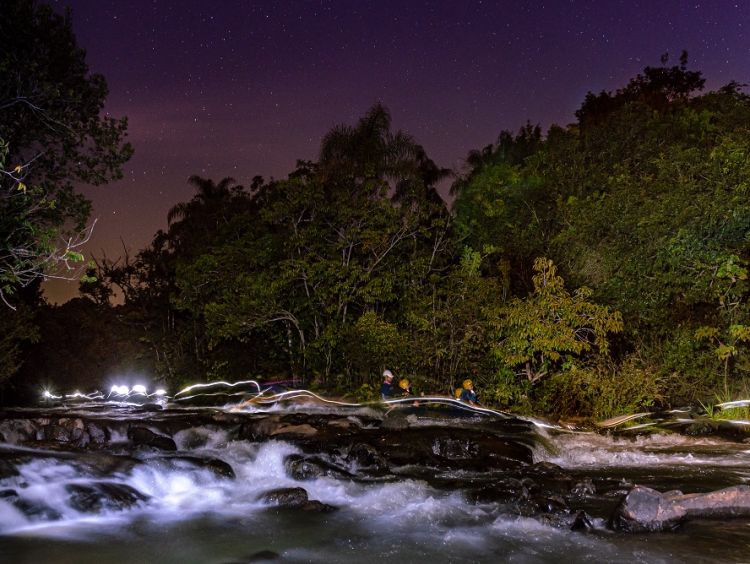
left=717, top=399, right=750, bottom=409
left=174, top=380, right=262, bottom=397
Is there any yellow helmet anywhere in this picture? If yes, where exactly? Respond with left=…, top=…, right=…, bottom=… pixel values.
left=399, top=378, right=410, bottom=390
left=462, top=379, right=473, bottom=390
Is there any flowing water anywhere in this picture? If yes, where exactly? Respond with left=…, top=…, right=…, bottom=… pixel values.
left=2, top=407, right=750, bottom=563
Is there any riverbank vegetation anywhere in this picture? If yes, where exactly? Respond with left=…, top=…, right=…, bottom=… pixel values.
left=2, top=2, right=750, bottom=419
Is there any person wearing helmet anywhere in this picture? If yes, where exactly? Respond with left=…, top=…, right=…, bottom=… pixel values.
left=459, top=379, right=478, bottom=405
left=380, top=369, right=396, bottom=400
left=397, top=378, right=413, bottom=397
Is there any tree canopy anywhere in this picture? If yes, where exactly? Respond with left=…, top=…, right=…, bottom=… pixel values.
left=0, top=0, right=132, bottom=306
left=7, top=50, right=750, bottom=420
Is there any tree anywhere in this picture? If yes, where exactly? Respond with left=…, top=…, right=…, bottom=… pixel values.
left=492, top=258, right=623, bottom=383
left=0, top=0, right=132, bottom=306
left=172, top=105, right=456, bottom=385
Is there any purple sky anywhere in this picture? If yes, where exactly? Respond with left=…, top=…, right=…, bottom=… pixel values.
left=46, top=0, right=749, bottom=302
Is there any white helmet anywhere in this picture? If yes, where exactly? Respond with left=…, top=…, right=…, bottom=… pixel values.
left=383, top=369, right=393, bottom=379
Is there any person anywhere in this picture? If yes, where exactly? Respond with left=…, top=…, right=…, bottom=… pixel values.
left=397, top=378, right=413, bottom=397
left=380, top=369, right=396, bottom=400
left=459, top=379, right=479, bottom=405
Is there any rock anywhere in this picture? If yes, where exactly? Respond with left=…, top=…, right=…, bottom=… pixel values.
left=571, top=510, right=596, bottom=532
left=376, top=427, right=533, bottom=470
left=161, top=455, right=235, bottom=479
left=298, top=499, right=337, bottom=512
left=257, top=487, right=337, bottom=512
left=127, top=426, right=177, bottom=451
left=41, top=424, right=71, bottom=443
left=571, top=478, right=596, bottom=497
left=0, top=431, right=5, bottom=442
left=77, top=452, right=141, bottom=476
left=269, top=423, right=318, bottom=437
left=683, top=420, right=717, bottom=436
left=432, top=437, right=479, bottom=459
left=0, top=418, right=38, bottom=444
left=532, top=493, right=569, bottom=513
left=346, top=443, right=389, bottom=473
left=611, top=484, right=750, bottom=532
left=466, top=478, right=529, bottom=505
left=284, top=454, right=353, bottom=481
left=258, top=487, right=309, bottom=507
left=85, top=422, right=109, bottom=446
left=66, top=481, right=150, bottom=513
left=246, top=415, right=283, bottom=439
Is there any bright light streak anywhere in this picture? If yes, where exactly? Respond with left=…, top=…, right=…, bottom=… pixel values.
left=174, top=380, right=262, bottom=397
left=64, top=391, right=104, bottom=400
left=717, top=399, right=750, bottom=409
left=131, top=384, right=147, bottom=395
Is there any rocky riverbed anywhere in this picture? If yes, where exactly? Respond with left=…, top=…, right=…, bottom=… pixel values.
left=2, top=402, right=750, bottom=562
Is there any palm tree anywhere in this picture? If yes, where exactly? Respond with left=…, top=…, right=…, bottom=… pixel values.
left=167, top=175, right=245, bottom=256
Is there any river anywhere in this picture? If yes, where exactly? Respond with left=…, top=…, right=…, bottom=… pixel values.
left=1, top=401, right=750, bottom=563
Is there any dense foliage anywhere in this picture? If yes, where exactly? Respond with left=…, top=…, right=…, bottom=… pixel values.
left=5, top=29, right=750, bottom=420
left=0, top=0, right=132, bottom=308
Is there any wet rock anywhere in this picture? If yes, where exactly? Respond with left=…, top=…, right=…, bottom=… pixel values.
left=571, top=510, right=596, bottom=532
left=346, top=443, right=389, bottom=473
left=683, top=420, right=717, bottom=437
left=524, top=462, right=573, bottom=496
left=161, top=455, right=235, bottom=479
left=284, top=454, right=352, bottom=480
left=41, top=424, right=71, bottom=443
left=0, top=418, right=38, bottom=444
left=532, top=493, right=569, bottom=513
left=127, top=426, right=177, bottom=451
left=85, top=422, right=109, bottom=446
left=66, top=481, right=150, bottom=513
left=571, top=478, right=596, bottom=497
left=77, top=452, right=141, bottom=476
left=257, top=486, right=336, bottom=512
left=245, top=415, right=283, bottom=439
left=381, top=412, right=409, bottom=430
left=432, top=437, right=479, bottom=459
left=611, top=484, right=750, bottom=532
left=270, top=423, right=318, bottom=437
left=466, top=478, right=529, bottom=505
left=259, top=487, right=309, bottom=506
left=299, top=499, right=337, bottom=512
left=376, top=427, right=532, bottom=470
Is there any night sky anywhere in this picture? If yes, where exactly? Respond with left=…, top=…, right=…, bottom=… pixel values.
left=46, top=0, right=749, bottom=302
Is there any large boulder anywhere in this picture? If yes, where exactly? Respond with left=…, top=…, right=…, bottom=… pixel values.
left=611, top=485, right=750, bottom=532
